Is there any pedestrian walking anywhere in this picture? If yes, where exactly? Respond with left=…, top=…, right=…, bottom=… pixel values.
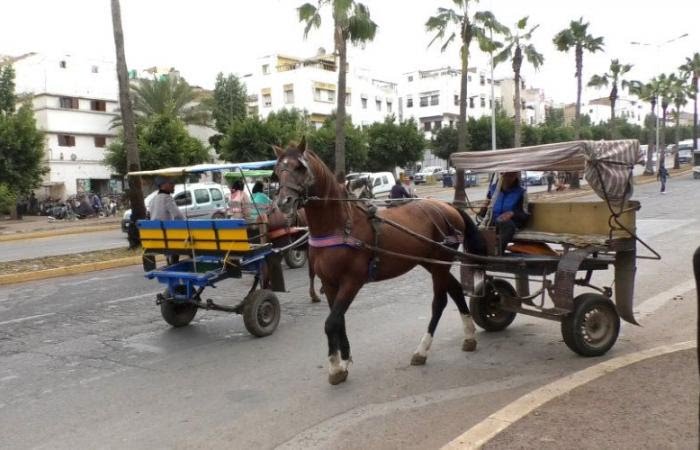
left=546, top=171, right=556, bottom=193
left=657, top=165, right=669, bottom=194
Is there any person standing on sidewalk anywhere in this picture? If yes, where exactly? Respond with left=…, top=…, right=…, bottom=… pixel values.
left=150, top=176, right=185, bottom=265
left=546, top=171, right=556, bottom=192
left=657, top=165, right=669, bottom=194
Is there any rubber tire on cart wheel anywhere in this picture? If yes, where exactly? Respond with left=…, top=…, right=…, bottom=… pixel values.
left=469, top=279, right=517, bottom=331
left=243, top=289, right=281, bottom=337
left=160, top=286, right=197, bottom=328
left=284, top=248, right=307, bottom=269
left=561, top=293, right=620, bottom=357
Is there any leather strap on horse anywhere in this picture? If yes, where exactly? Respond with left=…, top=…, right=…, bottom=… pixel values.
left=365, top=204, right=382, bottom=281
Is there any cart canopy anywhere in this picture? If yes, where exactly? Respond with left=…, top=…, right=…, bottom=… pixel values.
left=127, top=160, right=277, bottom=177
left=450, top=140, right=641, bottom=203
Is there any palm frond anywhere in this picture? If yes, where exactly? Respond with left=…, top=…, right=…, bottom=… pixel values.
left=516, top=16, right=528, bottom=30
left=588, top=74, right=609, bottom=88
left=439, top=32, right=457, bottom=53
left=493, top=43, right=513, bottom=66
left=522, top=44, right=544, bottom=69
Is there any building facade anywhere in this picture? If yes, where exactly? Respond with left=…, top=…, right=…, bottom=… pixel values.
left=243, top=51, right=398, bottom=128
left=9, top=53, right=120, bottom=200
left=498, top=78, right=547, bottom=126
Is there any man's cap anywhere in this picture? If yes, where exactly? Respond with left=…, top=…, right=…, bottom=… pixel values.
left=154, top=176, right=173, bottom=188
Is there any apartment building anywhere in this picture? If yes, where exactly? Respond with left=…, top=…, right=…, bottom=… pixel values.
left=243, top=50, right=398, bottom=128
left=9, top=52, right=120, bottom=199
left=563, top=97, right=646, bottom=127
left=498, top=78, right=547, bottom=125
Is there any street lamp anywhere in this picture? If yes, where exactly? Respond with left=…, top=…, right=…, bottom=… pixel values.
left=630, top=33, right=688, bottom=171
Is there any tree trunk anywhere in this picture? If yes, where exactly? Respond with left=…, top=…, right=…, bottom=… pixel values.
left=693, top=75, right=698, bottom=150
left=609, top=83, right=617, bottom=138
left=659, top=106, right=668, bottom=169
left=453, top=42, right=469, bottom=206
left=674, top=109, right=680, bottom=169
left=570, top=46, right=583, bottom=189
left=644, top=102, right=656, bottom=175
left=111, top=0, right=145, bottom=249
left=513, top=46, right=522, bottom=148
left=334, top=25, right=347, bottom=177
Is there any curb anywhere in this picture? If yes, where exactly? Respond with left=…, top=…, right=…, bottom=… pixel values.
left=0, top=256, right=142, bottom=286
left=0, top=223, right=120, bottom=242
left=442, top=340, right=697, bottom=449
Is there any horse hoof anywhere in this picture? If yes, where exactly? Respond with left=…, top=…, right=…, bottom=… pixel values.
left=462, top=339, right=477, bottom=352
left=410, top=353, right=427, bottom=366
left=328, top=370, right=348, bottom=385
left=310, top=296, right=321, bottom=303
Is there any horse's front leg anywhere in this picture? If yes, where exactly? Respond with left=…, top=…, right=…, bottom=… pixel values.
left=323, top=282, right=360, bottom=385
left=411, top=287, right=448, bottom=366
left=447, top=273, right=477, bottom=352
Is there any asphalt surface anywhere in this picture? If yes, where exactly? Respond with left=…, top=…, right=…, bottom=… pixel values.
left=0, top=170, right=697, bottom=449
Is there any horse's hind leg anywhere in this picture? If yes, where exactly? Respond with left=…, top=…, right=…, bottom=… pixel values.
left=411, top=268, right=450, bottom=366
left=308, top=263, right=321, bottom=303
left=323, top=282, right=360, bottom=385
left=447, top=273, right=477, bottom=352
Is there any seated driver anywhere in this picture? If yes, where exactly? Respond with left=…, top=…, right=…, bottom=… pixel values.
left=479, top=171, right=530, bottom=255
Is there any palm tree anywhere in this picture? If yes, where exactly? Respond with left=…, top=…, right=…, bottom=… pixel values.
left=628, top=80, right=658, bottom=174
left=110, top=0, right=145, bottom=249
left=670, top=74, right=691, bottom=169
left=426, top=0, right=505, bottom=204
left=553, top=18, right=604, bottom=188
left=656, top=73, right=674, bottom=166
left=553, top=18, right=604, bottom=138
left=493, top=16, right=544, bottom=148
left=679, top=53, right=700, bottom=150
left=587, top=59, right=633, bottom=135
left=298, top=1, right=377, bottom=177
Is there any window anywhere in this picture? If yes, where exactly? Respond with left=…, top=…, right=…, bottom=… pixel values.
left=430, top=93, right=439, bottom=106
left=262, top=64, right=270, bottom=75
left=60, top=97, right=79, bottom=109
left=487, top=78, right=491, bottom=85
left=59, top=60, right=67, bottom=69
left=376, top=99, right=381, bottom=111
left=194, top=189, right=210, bottom=204
left=480, top=97, right=486, bottom=108
left=468, top=75, right=472, bottom=82
left=58, top=135, right=75, bottom=147
left=209, top=188, right=223, bottom=202
left=382, top=175, right=388, bottom=184
left=489, top=99, right=493, bottom=108
left=94, top=136, right=106, bottom=148
left=263, top=94, right=272, bottom=107
left=433, top=121, right=442, bottom=130
left=469, top=97, right=475, bottom=108
left=408, top=75, right=414, bottom=82
left=327, top=90, right=335, bottom=103
left=449, top=120, right=454, bottom=128
left=174, top=191, right=192, bottom=206
left=90, top=100, right=106, bottom=111
left=361, top=97, right=367, bottom=109
left=423, top=121, right=431, bottom=132
left=406, top=96, right=413, bottom=108
left=91, top=65, right=99, bottom=73
left=284, top=87, right=294, bottom=104
left=374, top=177, right=381, bottom=187
left=419, top=96, right=429, bottom=107
left=454, top=94, right=459, bottom=106
left=480, top=75, right=485, bottom=86
left=386, top=101, right=392, bottom=113
left=345, top=94, right=351, bottom=106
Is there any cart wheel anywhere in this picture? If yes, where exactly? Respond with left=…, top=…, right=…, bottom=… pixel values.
left=284, top=248, right=307, bottom=269
left=561, top=293, right=620, bottom=357
left=243, top=289, right=280, bottom=337
left=160, top=286, right=197, bottom=328
left=469, top=279, right=517, bottom=331
left=142, top=254, right=156, bottom=272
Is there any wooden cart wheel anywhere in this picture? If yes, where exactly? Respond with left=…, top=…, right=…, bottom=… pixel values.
left=243, top=289, right=280, bottom=337
left=469, top=279, right=517, bottom=331
left=160, top=286, right=197, bottom=328
left=561, top=293, right=620, bottom=357
left=284, top=248, right=307, bottom=269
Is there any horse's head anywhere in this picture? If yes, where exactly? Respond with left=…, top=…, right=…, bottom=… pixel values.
left=273, top=137, right=314, bottom=214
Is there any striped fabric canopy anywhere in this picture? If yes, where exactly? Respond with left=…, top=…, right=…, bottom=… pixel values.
left=450, top=140, right=642, bottom=203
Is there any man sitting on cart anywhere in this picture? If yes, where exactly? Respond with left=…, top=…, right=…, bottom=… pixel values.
left=150, top=176, right=185, bottom=264
left=478, top=171, right=530, bottom=255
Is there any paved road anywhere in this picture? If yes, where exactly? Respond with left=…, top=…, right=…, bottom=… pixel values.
left=0, top=228, right=125, bottom=262
left=0, top=172, right=696, bottom=449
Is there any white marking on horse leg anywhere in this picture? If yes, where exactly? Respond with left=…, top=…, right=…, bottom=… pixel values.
left=411, top=333, right=433, bottom=365
left=328, top=351, right=351, bottom=375
left=462, top=314, right=477, bottom=352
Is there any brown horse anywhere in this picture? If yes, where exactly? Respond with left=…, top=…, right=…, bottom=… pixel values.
left=273, top=139, right=486, bottom=385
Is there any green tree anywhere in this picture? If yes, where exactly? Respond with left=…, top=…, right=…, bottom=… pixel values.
left=679, top=52, right=700, bottom=150
left=366, top=117, right=425, bottom=172
left=218, top=116, right=278, bottom=163
left=587, top=58, right=633, bottom=135
left=426, top=0, right=505, bottom=203
left=669, top=74, right=691, bottom=168
left=553, top=18, right=604, bottom=139
left=544, top=107, right=566, bottom=127
left=206, top=72, right=247, bottom=151
left=431, top=126, right=459, bottom=161
left=265, top=108, right=314, bottom=147
left=298, top=0, right=377, bottom=177
left=111, top=0, right=145, bottom=248
left=307, top=117, right=367, bottom=171
left=0, top=65, right=46, bottom=217
left=629, top=79, right=660, bottom=173
left=467, top=114, right=515, bottom=150
left=493, top=16, right=544, bottom=147
left=105, top=114, right=209, bottom=175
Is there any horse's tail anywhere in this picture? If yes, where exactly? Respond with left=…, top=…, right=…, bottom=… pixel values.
left=453, top=206, right=486, bottom=256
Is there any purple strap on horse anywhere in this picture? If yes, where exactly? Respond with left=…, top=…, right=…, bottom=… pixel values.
left=309, top=233, right=364, bottom=249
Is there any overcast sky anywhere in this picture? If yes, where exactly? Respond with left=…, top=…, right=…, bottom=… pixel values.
left=1, top=0, right=697, bottom=107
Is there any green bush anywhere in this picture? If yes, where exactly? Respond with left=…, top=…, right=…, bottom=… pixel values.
left=0, top=183, right=16, bottom=215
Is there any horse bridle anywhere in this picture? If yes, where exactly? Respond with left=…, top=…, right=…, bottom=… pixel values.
left=276, top=155, right=315, bottom=207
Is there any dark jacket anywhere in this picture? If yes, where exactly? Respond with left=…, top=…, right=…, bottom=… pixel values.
left=389, top=184, right=411, bottom=199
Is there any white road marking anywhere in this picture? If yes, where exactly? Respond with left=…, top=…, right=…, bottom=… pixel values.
left=0, top=375, right=19, bottom=382
left=443, top=340, right=696, bottom=449
left=635, top=278, right=696, bottom=317
left=105, top=292, right=160, bottom=304
left=0, top=313, right=55, bottom=326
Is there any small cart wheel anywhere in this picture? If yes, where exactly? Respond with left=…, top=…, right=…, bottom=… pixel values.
left=469, top=279, right=517, bottom=331
left=284, top=248, right=307, bottom=269
left=561, top=293, right=620, bottom=357
left=160, top=286, right=197, bottom=328
left=243, top=289, right=280, bottom=337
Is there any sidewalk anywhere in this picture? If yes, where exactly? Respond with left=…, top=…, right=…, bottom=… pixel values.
left=0, top=214, right=122, bottom=241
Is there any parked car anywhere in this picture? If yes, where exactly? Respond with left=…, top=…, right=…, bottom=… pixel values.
left=523, top=171, right=546, bottom=186
left=413, top=166, right=443, bottom=184
left=345, top=172, right=395, bottom=198
left=121, top=182, right=230, bottom=232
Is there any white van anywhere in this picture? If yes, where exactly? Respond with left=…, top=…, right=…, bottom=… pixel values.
left=368, top=172, right=396, bottom=198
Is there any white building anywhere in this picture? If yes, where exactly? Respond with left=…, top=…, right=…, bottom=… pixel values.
left=243, top=51, right=398, bottom=128
left=8, top=52, right=120, bottom=200
left=397, top=66, right=502, bottom=139
left=498, top=78, right=547, bottom=126
left=585, top=97, right=645, bottom=127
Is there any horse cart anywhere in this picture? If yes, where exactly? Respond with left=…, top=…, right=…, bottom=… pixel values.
left=451, top=140, right=659, bottom=356
left=128, top=161, right=308, bottom=336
